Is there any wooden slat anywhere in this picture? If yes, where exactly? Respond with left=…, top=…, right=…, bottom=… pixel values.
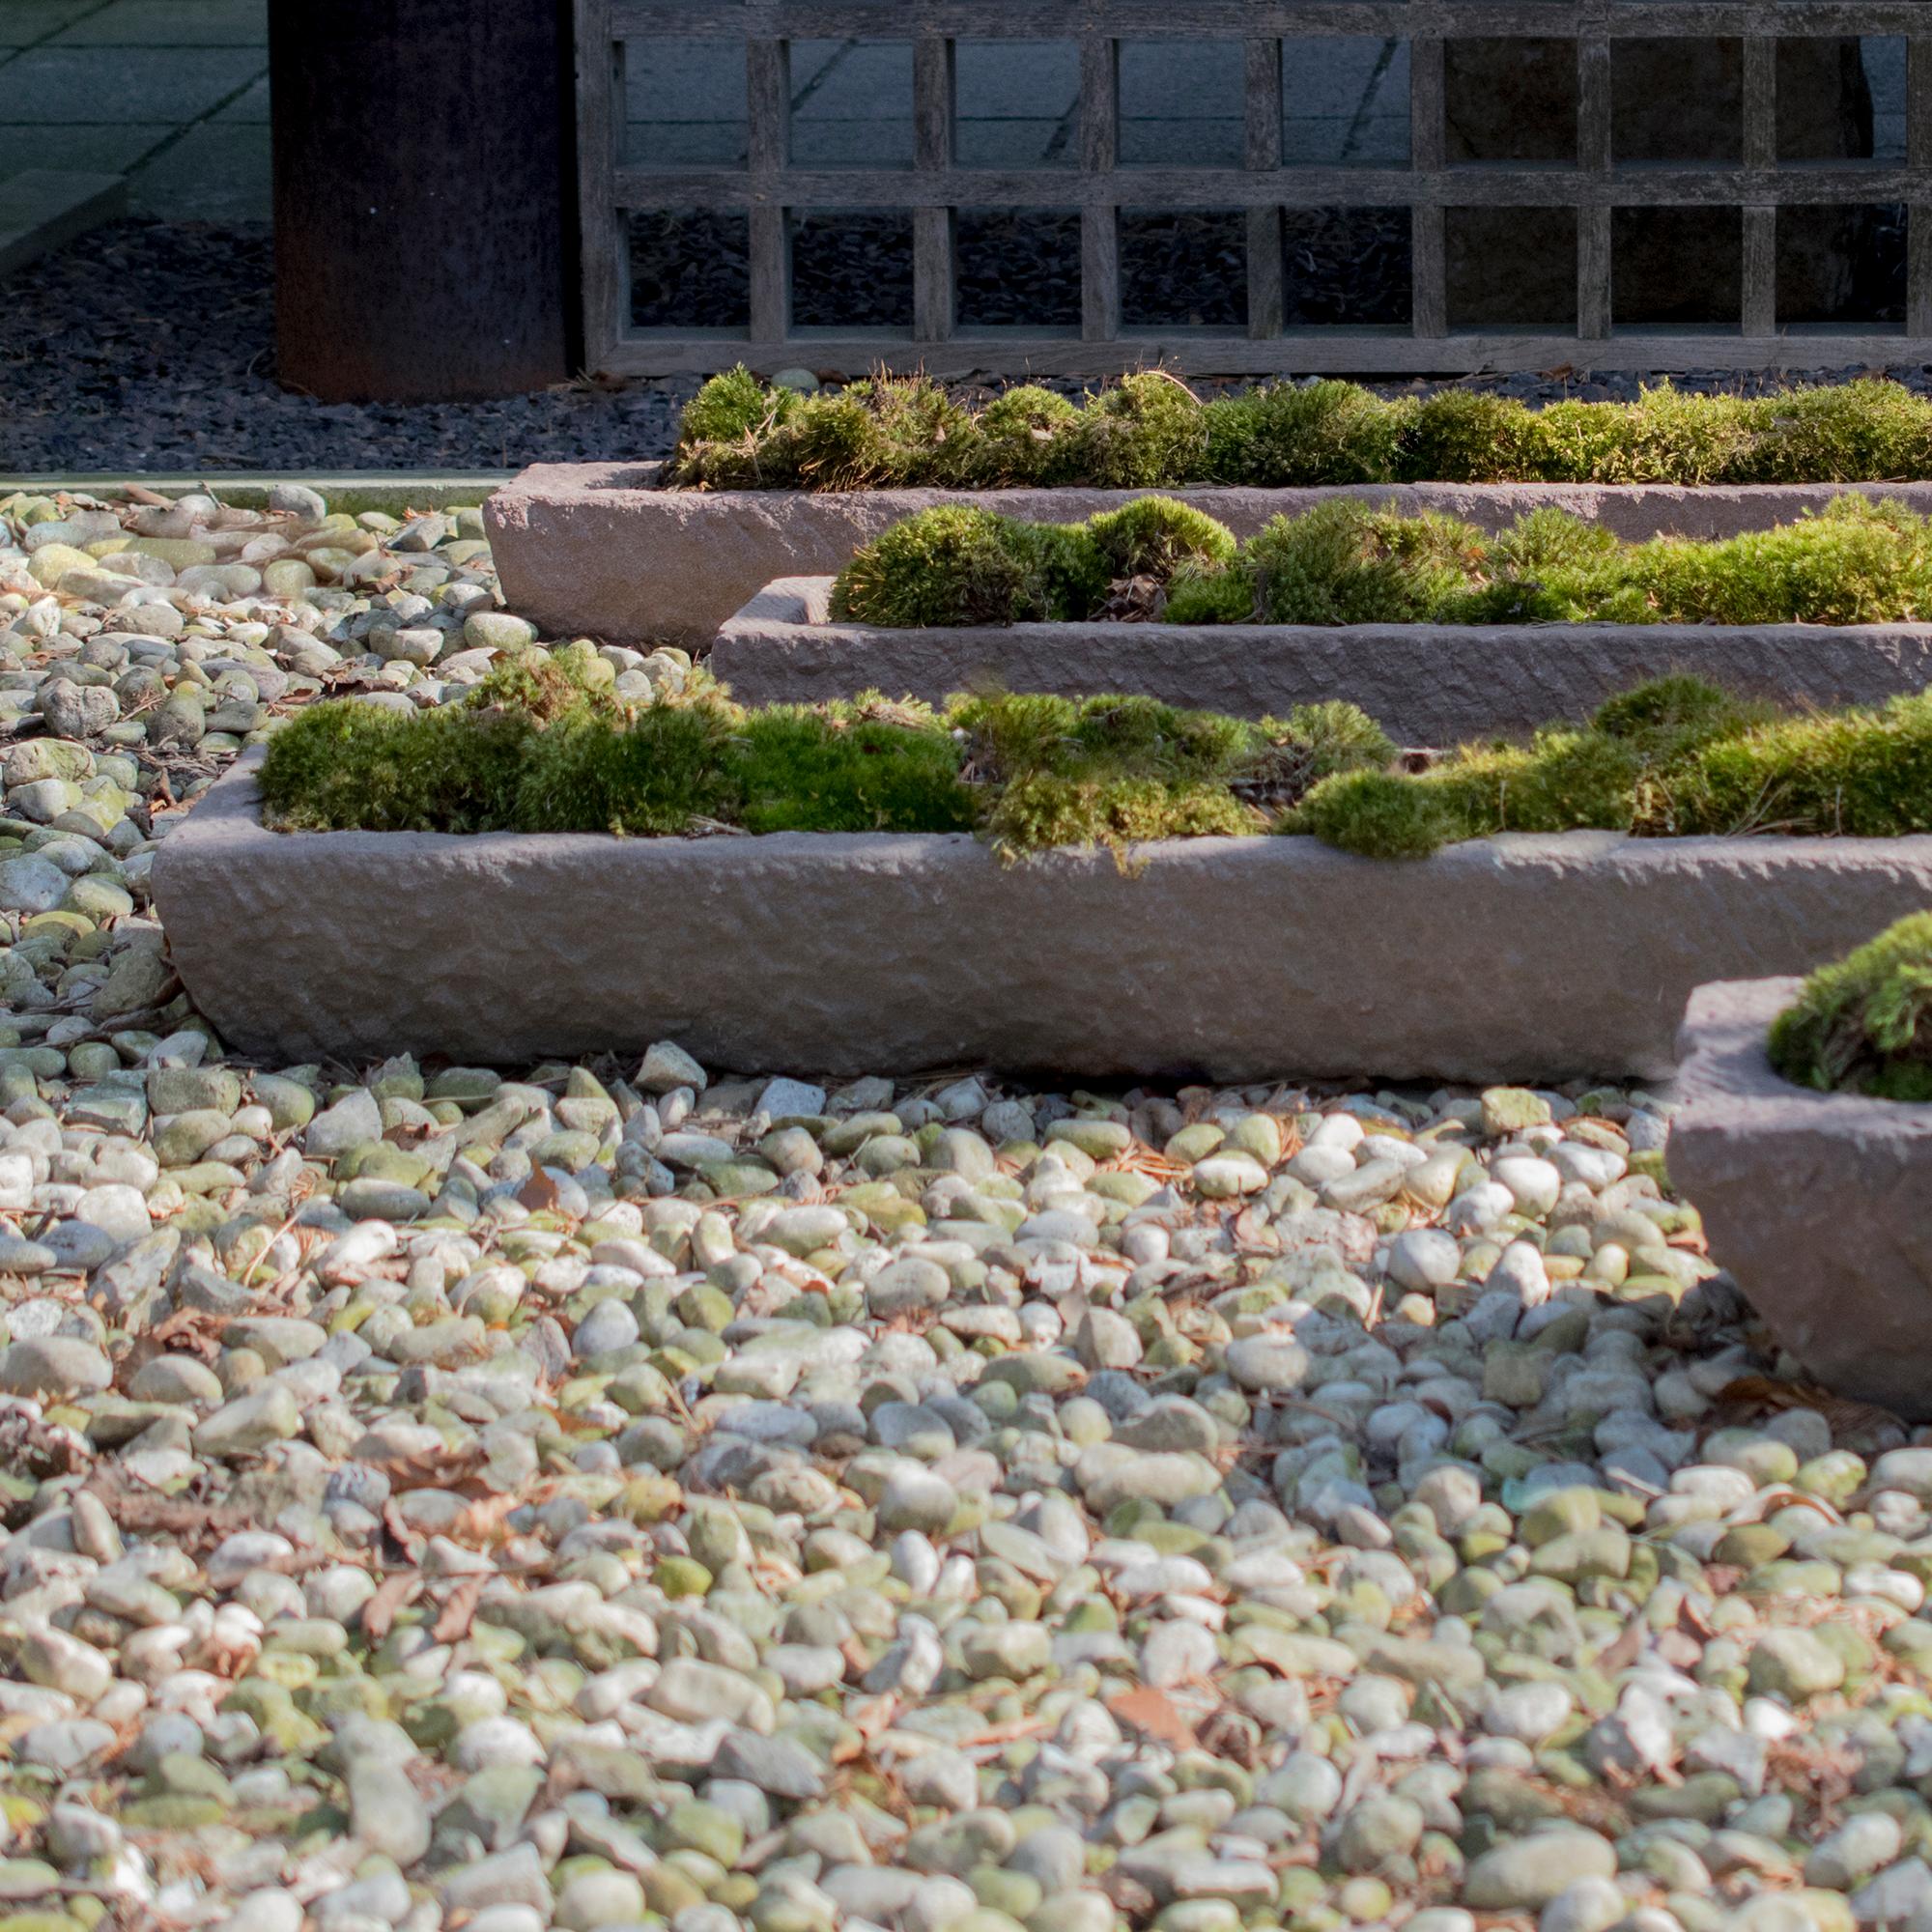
left=575, top=0, right=623, bottom=372
left=747, top=39, right=791, bottom=343
left=913, top=33, right=956, bottom=342
left=604, top=329, right=1932, bottom=380
left=1409, top=35, right=1446, bottom=336
left=612, top=3, right=1932, bottom=43
left=1575, top=10, right=1611, bottom=337
left=1245, top=37, right=1284, bottom=338
left=615, top=162, right=1921, bottom=212
left=1080, top=34, right=1120, bottom=342
left=1742, top=207, right=1776, bottom=338
left=1912, top=34, right=1932, bottom=336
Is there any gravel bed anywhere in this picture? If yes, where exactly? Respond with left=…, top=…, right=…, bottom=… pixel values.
left=1, top=480, right=1931, bottom=1932
left=9, top=220, right=1932, bottom=474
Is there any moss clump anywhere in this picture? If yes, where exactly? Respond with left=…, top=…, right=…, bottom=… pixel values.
left=830, top=505, right=1055, bottom=627
left=831, top=497, right=1236, bottom=627
left=1293, top=676, right=1932, bottom=859
left=1237, top=500, right=1486, bottom=625
left=968, top=384, right=1080, bottom=485
left=677, top=365, right=796, bottom=449
left=671, top=370, right=1932, bottom=492
left=1204, top=381, right=1408, bottom=486
left=1051, top=371, right=1208, bottom=488
left=1086, top=497, right=1237, bottom=581
left=839, top=493, right=1932, bottom=630
left=732, top=705, right=977, bottom=834
left=954, top=691, right=1265, bottom=862
left=1769, top=913, right=1932, bottom=1101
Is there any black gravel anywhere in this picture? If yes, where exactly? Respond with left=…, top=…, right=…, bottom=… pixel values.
left=6, top=215, right=1932, bottom=475
left=1, top=221, right=701, bottom=475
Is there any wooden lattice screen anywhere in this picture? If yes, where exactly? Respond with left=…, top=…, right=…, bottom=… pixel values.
left=579, top=1, right=1932, bottom=378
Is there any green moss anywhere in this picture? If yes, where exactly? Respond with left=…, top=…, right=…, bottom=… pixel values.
left=969, top=385, right=1080, bottom=484
left=1204, top=382, right=1408, bottom=485
left=512, top=705, right=740, bottom=836
left=676, top=365, right=795, bottom=449
left=1164, top=561, right=1260, bottom=625
left=1398, top=390, right=1543, bottom=483
left=1051, top=371, right=1208, bottom=488
left=1295, top=768, right=1459, bottom=860
left=1293, top=675, right=1932, bottom=859
left=258, top=700, right=535, bottom=833
left=733, top=708, right=977, bottom=834
left=1769, top=913, right=1932, bottom=1100
left=984, top=773, right=1258, bottom=863
left=830, top=505, right=1047, bottom=626
left=1085, top=497, right=1237, bottom=580
left=669, top=371, right=1932, bottom=492
left=264, top=668, right=1932, bottom=878
left=1243, top=500, right=1485, bottom=625
left=831, top=497, right=1236, bottom=627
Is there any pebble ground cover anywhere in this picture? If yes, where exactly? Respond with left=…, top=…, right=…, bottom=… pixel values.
left=5, top=482, right=1932, bottom=1932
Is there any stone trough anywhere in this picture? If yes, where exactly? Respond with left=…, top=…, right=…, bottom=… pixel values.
left=712, top=578, right=1932, bottom=741
left=483, top=466, right=1932, bottom=651
left=1670, top=979, right=1932, bottom=1421
left=154, top=753, right=1932, bottom=1082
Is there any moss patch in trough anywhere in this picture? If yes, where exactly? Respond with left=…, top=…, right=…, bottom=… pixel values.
left=1294, top=678, right=1932, bottom=859
left=668, top=368, right=1932, bottom=492
left=259, top=661, right=1932, bottom=867
left=835, top=494, right=1932, bottom=630
left=1769, top=914, right=1932, bottom=1102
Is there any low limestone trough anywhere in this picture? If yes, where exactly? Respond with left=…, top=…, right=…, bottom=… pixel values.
left=485, top=465, right=1932, bottom=649
left=1670, top=978, right=1932, bottom=1420
left=155, top=753, right=1932, bottom=1081
left=712, top=577, right=1932, bottom=739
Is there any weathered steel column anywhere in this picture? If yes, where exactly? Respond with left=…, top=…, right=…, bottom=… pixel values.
left=270, top=0, right=576, bottom=403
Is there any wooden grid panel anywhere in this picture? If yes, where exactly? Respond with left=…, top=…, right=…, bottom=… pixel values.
left=578, top=0, right=1932, bottom=376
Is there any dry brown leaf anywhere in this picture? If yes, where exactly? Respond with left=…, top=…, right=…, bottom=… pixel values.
left=360, top=1571, right=422, bottom=1642
left=431, top=1576, right=484, bottom=1643
left=445, top=1492, right=520, bottom=1548
left=518, top=1168, right=563, bottom=1214
left=363, top=1442, right=489, bottom=1492
left=1105, top=1685, right=1199, bottom=1750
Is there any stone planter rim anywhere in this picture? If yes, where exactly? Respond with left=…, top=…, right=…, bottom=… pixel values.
left=1675, top=975, right=1932, bottom=1132
left=484, top=465, right=1932, bottom=650
left=153, top=752, right=1932, bottom=1083
left=711, top=576, right=1932, bottom=741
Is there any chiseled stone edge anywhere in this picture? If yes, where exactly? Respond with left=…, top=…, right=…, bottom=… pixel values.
left=713, top=577, right=1932, bottom=740
left=484, top=463, right=1932, bottom=648
left=1671, top=979, right=1932, bottom=1419
left=154, top=752, right=1932, bottom=1087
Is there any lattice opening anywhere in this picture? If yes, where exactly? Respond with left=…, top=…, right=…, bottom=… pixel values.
left=628, top=210, right=750, bottom=330
left=1779, top=205, right=1907, bottom=326
left=790, top=211, right=912, bottom=328
left=1120, top=210, right=1246, bottom=327
left=621, top=38, right=749, bottom=170
left=790, top=41, right=914, bottom=168
left=1120, top=40, right=1245, bottom=169
left=954, top=39, right=1080, bottom=169
left=955, top=211, right=1082, bottom=328
left=1447, top=208, right=1577, bottom=329
left=1612, top=209, right=1742, bottom=328
left=1284, top=38, right=1409, bottom=169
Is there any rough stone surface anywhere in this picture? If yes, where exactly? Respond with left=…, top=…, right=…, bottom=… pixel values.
left=1671, top=976, right=1932, bottom=1419
left=157, top=756, right=1932, bottom=1080
left=715, top=577, right=1932, bottom=738
left=486, top=465, right=1932, bottom=648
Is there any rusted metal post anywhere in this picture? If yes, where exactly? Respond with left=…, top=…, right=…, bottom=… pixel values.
left=270, top=0, right=576, bottom=403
